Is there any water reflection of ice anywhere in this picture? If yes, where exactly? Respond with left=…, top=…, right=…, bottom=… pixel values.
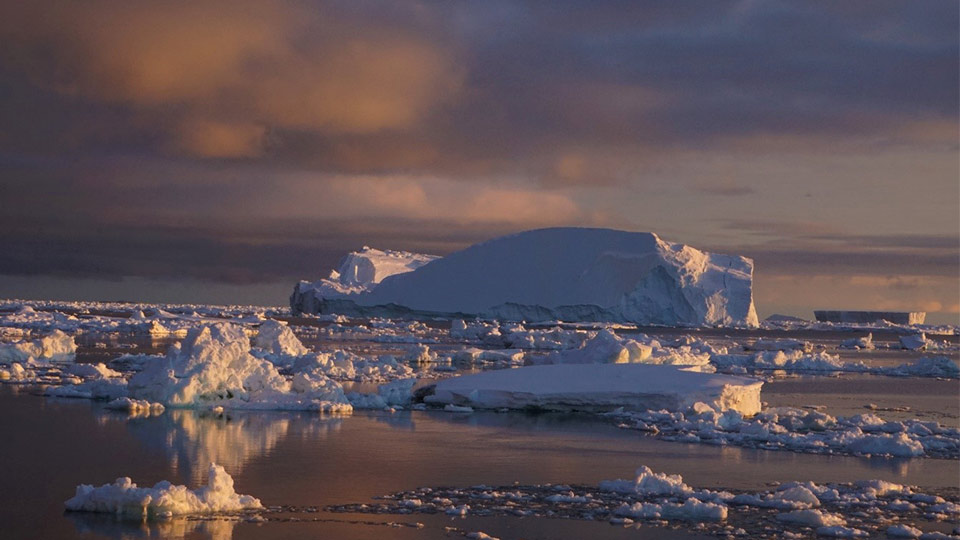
left=67, top=513, right=236, bottom=540
left=120, top=409, right=344, bottom=482
left=124, top=411, right=289, bottom=483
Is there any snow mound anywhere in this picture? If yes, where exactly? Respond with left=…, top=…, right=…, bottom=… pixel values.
left=292, top=247, right=439, bottom=308
left=292, top=228, right=759, bottom=327
left=64, top=463, right=261, bottom=518
left=127, top=324, right=351, bottom=412
left=0, top=330, right=77, bottom=363
left=423, top=363, right=762, bottom=415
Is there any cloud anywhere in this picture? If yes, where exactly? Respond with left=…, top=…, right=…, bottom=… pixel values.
left=691, top=180, right=756, bottom=196
left=0, top=1, right=955, bottom=179
left=0, top=1, right=463, bottom=158
left=174, top=120, right=268, bottom=159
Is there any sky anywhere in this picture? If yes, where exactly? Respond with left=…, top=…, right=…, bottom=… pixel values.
left=0, top=1, right=957, bottom=323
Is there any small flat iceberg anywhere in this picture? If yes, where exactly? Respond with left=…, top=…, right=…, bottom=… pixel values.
left=64, top=463, right=261, bottom=519
left=422, top=363, right=762, bottom=415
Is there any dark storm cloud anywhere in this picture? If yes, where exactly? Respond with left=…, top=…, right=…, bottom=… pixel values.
left=0, top=0, right=956, bottom=295
left=0, top=1, right=955, bottom=175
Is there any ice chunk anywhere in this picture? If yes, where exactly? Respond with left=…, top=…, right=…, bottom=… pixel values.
left=885, top=356, right=959, bottom=378
left=900, top=333, right=929, bottom=351
left=424, top=363, right=762, bottom=415
left=839, top=334, right=873, bottom=350
left=105, top=398, right=165, bottom=415
left=64, top=463, right=261, bottom=518
left=293, top=228, right=758, bottom=327
left=816, top=525, right=869, bottom=537
left=539, top=330, right=652, bottom=365
left=65, top=363, right=121, bottom=379
left=0, top=329, right=77, bottom=363
left=775, top=509, right=846, bottom=527
left=599, top=466, right=693, bottom=496
left=127, top=324, right=351, bottom=412
left=887, top=524, right=923, bottom=538
left=745, top=338, right=812, bottom=352
left=254, top=320, right=308, bottom=358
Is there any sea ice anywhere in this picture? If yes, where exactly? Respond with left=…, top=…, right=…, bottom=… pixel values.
left=104, top=397, right=166, bottom=415
left=253, top=320, right=308, bottom=359
left=900, top=333, right=930, bottom=351
left=0, top=329, right=77, bottom=363
left=838, top=334, right=874, bottom=350
left=336, top=465, right=959, bottom=536
left=423, top=363, right=762, bottom=415
left=64, top=463, right=261, bottom=518
left=538, top=330, right=653, bottom=365
left=127, top=324, right=351, bottom=412
left=745, top=338, right=812, bottom=352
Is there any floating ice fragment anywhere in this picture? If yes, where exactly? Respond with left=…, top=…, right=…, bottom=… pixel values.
left=64, top=463, right=261, bottom=518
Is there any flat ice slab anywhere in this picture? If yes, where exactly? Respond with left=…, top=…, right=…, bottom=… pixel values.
left=424, top=364, right=762, bottom=415
left=814, top=311, right=926, bottom=325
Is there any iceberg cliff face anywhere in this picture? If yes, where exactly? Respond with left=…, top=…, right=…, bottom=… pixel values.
left=291, top=228, right=758, bottom=327
left=292, top=247, right=439, bottom=313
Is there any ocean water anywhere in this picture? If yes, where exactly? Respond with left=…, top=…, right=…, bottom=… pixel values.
left=0, top=316, right=957, bottom=539
left=0, top=383, right=956, bottom=539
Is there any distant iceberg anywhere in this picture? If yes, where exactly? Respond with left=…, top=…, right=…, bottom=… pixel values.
left=292, top=228, right=759, bottom=327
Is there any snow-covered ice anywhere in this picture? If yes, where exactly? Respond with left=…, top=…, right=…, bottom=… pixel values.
left=127, top=324, right=351, bottom=412
left=65, top=463, right=261, bottom=518
left=424, top=363, right=763, bottom=415
left=0, top=329, right=76, bottom=363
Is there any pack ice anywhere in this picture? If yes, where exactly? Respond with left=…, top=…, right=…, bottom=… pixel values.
left=127, top=324, right=351, bottom=413
left=423, top=364, right=762, bottom=415
left=292, top=228, right=759, bottom=327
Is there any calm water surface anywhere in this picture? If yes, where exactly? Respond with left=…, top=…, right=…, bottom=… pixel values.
left=1, top=385, right=957, bottom=540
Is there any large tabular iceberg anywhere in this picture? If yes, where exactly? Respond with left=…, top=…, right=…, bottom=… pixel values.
left=292, top=228, right=758, bottom=327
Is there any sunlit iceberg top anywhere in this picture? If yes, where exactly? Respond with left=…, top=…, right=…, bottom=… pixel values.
left=292, top=228, right=759, bottom=327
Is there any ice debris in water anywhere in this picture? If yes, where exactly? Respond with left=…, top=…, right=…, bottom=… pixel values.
left=65, top=463, right=261, bottom=519
left=127, top=324, right=351, bottom=412
left=331, top=465, right=959, bottom=537
left=605, top=405, right=958, bottom=459
left=839, top=334, right=874, bottom=350
left=104, top=397, right=165, bottom=416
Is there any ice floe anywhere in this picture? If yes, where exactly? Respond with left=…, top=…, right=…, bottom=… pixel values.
left=0, top=329, right=76, bottom=363
left=422, top=363, right=763, bottom=415
left=65, top=463, right=261, bottom=518
left=127, top=324, right=351, bottom=412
